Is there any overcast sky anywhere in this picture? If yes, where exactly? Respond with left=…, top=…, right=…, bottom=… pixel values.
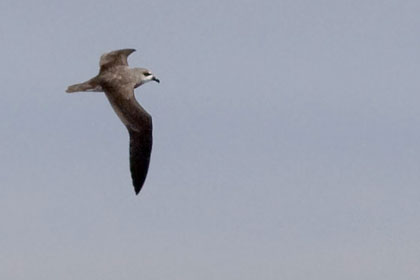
left=1, top=0, right=420, bottom=279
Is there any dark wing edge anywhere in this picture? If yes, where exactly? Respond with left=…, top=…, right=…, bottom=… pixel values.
left=128, top=124, right=153, bottom=195
left=99, top=48, right=136, bottom=72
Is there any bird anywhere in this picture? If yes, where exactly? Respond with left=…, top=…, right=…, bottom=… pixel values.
left=66, top=49, right=160, bottom=195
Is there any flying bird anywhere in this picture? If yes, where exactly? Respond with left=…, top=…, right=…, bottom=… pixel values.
left=66, top=49, right=160, bottom=195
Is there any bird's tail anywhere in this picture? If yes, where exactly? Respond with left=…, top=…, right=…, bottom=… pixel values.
left=66, top=77, right=102, bottom=93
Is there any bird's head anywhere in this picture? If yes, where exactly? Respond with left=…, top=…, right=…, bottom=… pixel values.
left=135, top=68, right=160, bottom=86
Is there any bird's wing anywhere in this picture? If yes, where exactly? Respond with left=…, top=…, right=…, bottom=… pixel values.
left=103, top=85, right=153, bottom=195
left=99, top=48, right=136, bottom=72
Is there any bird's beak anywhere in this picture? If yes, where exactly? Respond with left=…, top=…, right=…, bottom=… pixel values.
left=152, top=76, right=160, bottom=83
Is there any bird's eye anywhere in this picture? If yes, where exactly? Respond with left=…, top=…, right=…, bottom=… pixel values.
left=144, top=72, right=151, bottom=76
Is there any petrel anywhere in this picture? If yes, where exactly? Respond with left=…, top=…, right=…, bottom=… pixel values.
left=66, top=49, right=160, bottom=195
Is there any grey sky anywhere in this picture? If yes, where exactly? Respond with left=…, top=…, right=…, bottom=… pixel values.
left=1, top=0, right=420, bottom=279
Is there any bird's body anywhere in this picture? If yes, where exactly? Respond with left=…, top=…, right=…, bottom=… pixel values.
left=66, top=49, right=159, bottom=195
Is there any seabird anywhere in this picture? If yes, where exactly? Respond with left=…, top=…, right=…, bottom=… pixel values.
left=66, top=49, right=160, bottom=195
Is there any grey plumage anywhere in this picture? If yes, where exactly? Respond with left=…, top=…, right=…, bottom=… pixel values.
left=66, top=49, right=160, bottom=195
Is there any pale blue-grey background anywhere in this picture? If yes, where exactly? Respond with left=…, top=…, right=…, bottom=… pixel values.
left=1, top=0, right=420, bottom=279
